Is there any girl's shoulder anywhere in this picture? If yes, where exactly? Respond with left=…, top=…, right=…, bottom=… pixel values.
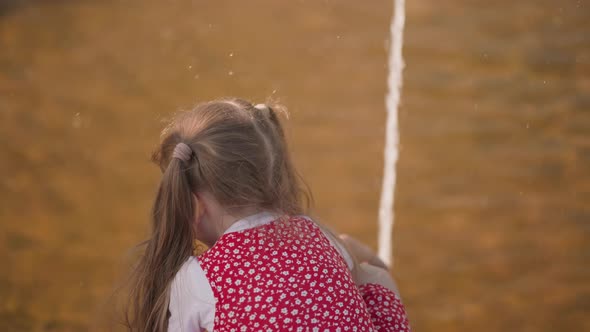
left=295, top=215, right=354, bottom=271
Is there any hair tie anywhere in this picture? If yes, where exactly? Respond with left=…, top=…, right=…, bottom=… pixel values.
left=172, top=142, right=193, bottom=162
left=254, top=103, right=270, bottom=116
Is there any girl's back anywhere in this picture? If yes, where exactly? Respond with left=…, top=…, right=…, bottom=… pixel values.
left=198, top=215, right=373, bottom=331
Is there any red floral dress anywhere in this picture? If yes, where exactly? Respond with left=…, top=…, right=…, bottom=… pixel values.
left=198, top=216, right=410, bottom=331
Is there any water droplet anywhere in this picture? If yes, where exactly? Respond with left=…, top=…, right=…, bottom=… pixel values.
left=228, top=70, right=234, bottom=76
left=72, top=113, right=82, bottom=129
left=543, top=80, right=547, bottom=84
left=271, top=89, right=277, bottom=94
left=229, top=52, right=234, bottom=57
left=336, top=35, right=341, bottom=39
left=194, top=74, right=200, bottom=79
left=188, top=65, right=192, bottom=69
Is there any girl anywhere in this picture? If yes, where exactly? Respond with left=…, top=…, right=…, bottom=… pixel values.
left=125, top=98, right=410, bottom=331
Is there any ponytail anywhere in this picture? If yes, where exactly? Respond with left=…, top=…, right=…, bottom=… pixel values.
left=125, top=142, right=196, bottom=331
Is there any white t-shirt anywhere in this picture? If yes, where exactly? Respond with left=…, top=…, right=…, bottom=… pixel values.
left=167, top=212, right=353, bottom=332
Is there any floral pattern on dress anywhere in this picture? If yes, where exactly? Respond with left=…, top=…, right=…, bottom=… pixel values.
left=199, top=216, right=409, bottom=332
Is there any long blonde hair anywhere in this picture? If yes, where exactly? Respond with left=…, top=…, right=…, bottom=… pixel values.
left=124, top=98, right=310, bottom=331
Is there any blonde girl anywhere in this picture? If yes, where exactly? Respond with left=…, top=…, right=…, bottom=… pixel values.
left=124, top=98, right=410, bottom=331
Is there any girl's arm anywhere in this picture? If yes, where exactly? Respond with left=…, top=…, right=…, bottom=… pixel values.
left=168, top=257, right=215, bottom=332
left=356, top=263, right=411, bottom=331
left=340, top=235, right=411, bottom=332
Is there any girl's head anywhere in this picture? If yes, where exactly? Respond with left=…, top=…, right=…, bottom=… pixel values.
left=154, top=97, right=305, bottom=219
left=125, top=97, right=309, bottom=331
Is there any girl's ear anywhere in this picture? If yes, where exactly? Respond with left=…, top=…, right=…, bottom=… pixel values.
left=192, top=193, right=205, bottom=224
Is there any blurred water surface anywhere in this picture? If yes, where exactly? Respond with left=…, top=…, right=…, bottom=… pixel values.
left=0, top=0, right=589, bottom=331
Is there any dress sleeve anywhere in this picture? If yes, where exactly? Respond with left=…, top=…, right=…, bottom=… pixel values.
left=359, top=283, right=411, bottom=332
left=168, top=257, right=216, bottom=332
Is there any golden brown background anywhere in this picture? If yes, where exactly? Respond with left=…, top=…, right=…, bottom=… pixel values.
left=1, top=0, right=589, bottom=331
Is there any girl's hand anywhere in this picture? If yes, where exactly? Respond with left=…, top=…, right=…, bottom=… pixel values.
left=339, top=235, right=400, bottom=296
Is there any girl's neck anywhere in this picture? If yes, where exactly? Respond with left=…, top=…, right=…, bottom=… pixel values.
left=217, top=206, right=262, bottom=233
left=196, top=192, right=264, bottom=246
